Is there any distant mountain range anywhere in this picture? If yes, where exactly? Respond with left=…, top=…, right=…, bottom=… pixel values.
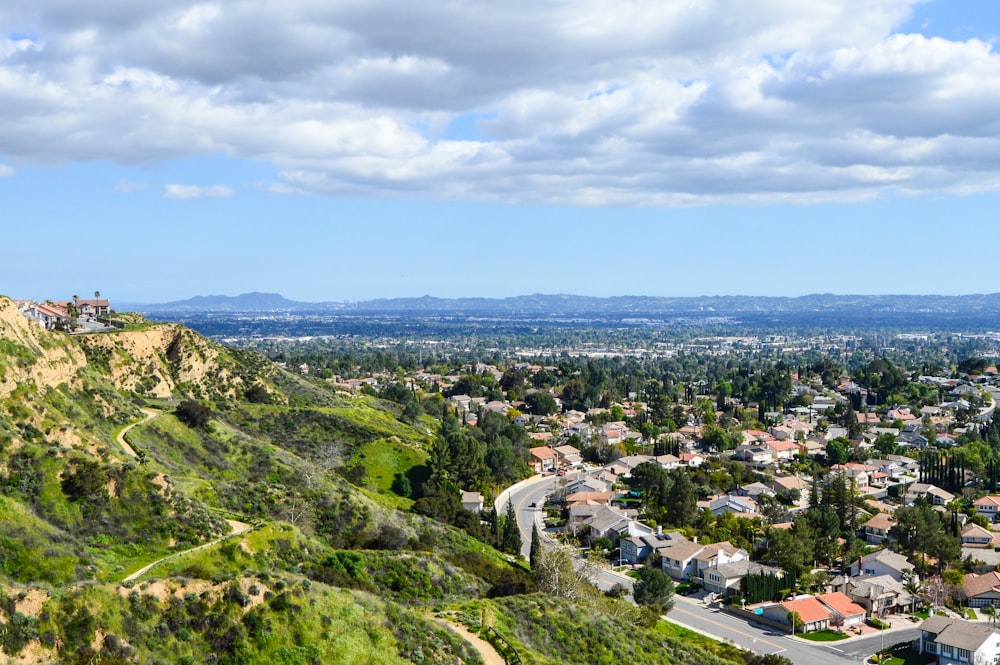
left=129, top=291, right=1000, bottom=316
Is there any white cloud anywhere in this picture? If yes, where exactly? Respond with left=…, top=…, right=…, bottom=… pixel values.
left=0, top=163, right=12, bottom=177
left=163, top=184, right=233, bottom=199
left=0, top=1, right=998, bottom=204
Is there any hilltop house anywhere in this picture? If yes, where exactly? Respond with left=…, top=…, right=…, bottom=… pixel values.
left=74, top=297, right=110, bottom=317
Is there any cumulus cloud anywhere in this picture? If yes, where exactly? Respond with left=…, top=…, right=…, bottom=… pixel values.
left=0, top=1, right=998, bottom=204
left=163, top=184, right=233, bottom=199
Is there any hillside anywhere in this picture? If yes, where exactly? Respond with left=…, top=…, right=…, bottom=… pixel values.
left=0, top=296, right=754, bottom=665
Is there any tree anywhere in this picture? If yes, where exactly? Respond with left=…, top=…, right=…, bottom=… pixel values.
left=787, top=610, right=803, bottom=634
left=632, top=566, right=675, bottom=614
left=524, top=392, right=558, bottom=416
left=902, top=569, right=922, bottom=613
left=826, top=438, right=848, bottom=465
left=500, top=500, right=522, bottom=555
left=175, top=399, right=212, bottom=429
left=627, top=462, right=671, bottom=519
left=766, top=527, right=808, bottom=578
left=530, top=523, right=542, bottom=570
left=666, top=470, right=697, bottom=528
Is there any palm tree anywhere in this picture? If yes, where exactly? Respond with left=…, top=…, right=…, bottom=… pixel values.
left=902, top=569, right=922, bottom=614
left=984, top=604, right=996, bottom=628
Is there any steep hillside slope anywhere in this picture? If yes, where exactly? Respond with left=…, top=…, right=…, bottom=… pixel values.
left=0, top=296, right=756, bottom=665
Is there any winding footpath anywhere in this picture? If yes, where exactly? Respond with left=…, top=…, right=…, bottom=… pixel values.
left=123, top=519, right=252, bottom=582
left=116, top=407, right=159, bottom=458
left=116, top=408, right=255, bottom=582
left=431, top=618, right=506, bottom=665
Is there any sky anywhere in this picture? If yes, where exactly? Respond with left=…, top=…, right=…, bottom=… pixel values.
left=2, top=0, right=1000, bottom=303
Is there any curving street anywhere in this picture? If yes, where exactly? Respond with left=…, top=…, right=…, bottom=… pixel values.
left=506, top=473, right=918, bottom=664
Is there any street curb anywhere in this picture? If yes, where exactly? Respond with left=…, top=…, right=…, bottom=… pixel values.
left=494, top=473, right=548, bottom=513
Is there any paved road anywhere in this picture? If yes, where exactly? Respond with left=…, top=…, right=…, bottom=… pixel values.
left=506, top=474, right=560, bottom=558
left=668, top=594, right=919, bottom=664
left=506, top=473, right=920, bottom=665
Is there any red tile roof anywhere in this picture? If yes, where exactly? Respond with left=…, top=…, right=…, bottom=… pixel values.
left=818, top=592, right=866, bottom=618
left=781, top=597, right=831, bottom=625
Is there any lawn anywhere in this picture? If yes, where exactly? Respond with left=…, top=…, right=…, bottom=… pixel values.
left=800, top=629, right=848, bottom=642
left=966, top=608, right=978, bottom=620
left=876, top=646, right=935, bottom=665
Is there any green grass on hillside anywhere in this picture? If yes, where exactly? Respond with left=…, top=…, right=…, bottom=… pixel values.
left=453, top=594, right=745, bottom=665
left=11, top=574, right=480, bottom=665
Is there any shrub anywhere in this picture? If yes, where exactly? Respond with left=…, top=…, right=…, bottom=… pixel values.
left=175, top=400, right=212, bottom=429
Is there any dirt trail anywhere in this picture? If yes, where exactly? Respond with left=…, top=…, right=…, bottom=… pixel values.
left=123, top=519, right=252, bottom=582
left=116, top=408, right=159, bottom=457
left=432, top=618, right=506, bottom=665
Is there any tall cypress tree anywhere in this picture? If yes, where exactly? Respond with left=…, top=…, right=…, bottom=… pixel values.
left=501, top=501, right=522, bottom=555
left=530, top=524, right=542, bottom=571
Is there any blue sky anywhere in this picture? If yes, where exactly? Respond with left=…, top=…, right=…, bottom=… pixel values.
left=2, top=1, right=1000, bottom=303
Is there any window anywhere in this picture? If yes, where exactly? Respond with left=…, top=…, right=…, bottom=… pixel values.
left=958, top=648, right=970, bottom=660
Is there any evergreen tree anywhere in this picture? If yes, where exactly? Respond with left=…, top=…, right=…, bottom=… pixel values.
left=632, top=567, right=675, bottom=613
left=530, top=523, right=542, bottom=570
left=501, top=501, right=522, bottom=555
left=666, top=470, right=697, bottom=528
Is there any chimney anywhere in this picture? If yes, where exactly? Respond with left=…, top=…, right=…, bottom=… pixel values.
left=657, top=525, right=663, bottom=536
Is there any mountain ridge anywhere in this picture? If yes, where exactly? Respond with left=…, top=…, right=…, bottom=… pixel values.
left=130, top=291, right=1000, bottom=316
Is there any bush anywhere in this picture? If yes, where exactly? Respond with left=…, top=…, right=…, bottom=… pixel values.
left=176, top=400, right=212, bottom=429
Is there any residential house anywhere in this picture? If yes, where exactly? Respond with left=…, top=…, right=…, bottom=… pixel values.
left=579, top=505, right=635, bottom=541
left=831, top=463, right=873, bottom=491
left=680, top=452, right=706, bottom=468
left=619, top=531, right=687, bottom=565
left=848, top=574, right=911, bottom=616
left=554, top=444, right=582, bottom=468
left=732, top=444, right=774, bottom=464
left=692, top=542, right=748, bottom=578
left=448, top=395, right=472, bottom=411
left=898, top=431, right=930, bottom=449
left=660, top=541, right=711, bottom=582
left=852, top=549, right=914, bottom=582
left=703, top=560, right=784, bottom=598
left=770, top=475, right=808, bottom=498
left=461, top=491, right=484, bottom=513
left=974, top=496, right=1000, bottom=522
left=529, top=446, right=557, bottom=473
left=736, top=482, right=775, bottom=500
left=817, top=592, right=867, bottom=628
left=963, top=571, right=1000, bottom=609
left=564, top=491, right=614, bottom=508
left=74, top=298, right=110, bottom=317
left=25, top=302, right=69, bottom=329
left=655, top=454, right=681, bottom=470
left=708, top=494, right=757, bottom=517
left=961, top=524, right=999, bottom=549
left=907, top=483, right=956, bottom=506
left=762, top=596, right=831, bottom=633
left=886, top=407, right=918, bottom=422
left=862, top=513, right=897, bottom=545
left=565, top=475, right=611, bottom=495
left=767, top=440, right=800, bottom=460
left=918, top=616, right=1000, bottom=665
